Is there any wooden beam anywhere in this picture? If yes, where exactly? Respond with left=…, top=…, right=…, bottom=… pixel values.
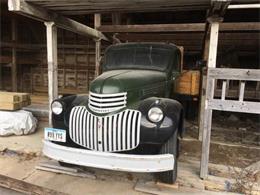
left=112, top=13, right=122, bottom=25
left=200, top=21, right=220, bottom=179
left=11, top=17, right=17, bottom=92
left=0, top=55, right=40, bottom=65
left=8, top=0, right=108, bottom=41
left=228, top=4, right=260, bottom=9
left=208, top=68, right=260, bottom=81
left=99, top=23, right=205, bottom=32
left=98, top=22, right=260, bottom=33
left=94, top=14, right=101, bottom=78
left=0, top=65, right=2, bottom=90
left=45, top=22, right=58, bottom=126
left=0, top=174, right=65, bottom=195
left=208, top=99, right=260, bottom=114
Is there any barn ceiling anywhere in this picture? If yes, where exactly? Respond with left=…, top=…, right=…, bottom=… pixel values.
left=24, top=0, right=211, bottom=15
left=24, top=0, right=258, bottom=15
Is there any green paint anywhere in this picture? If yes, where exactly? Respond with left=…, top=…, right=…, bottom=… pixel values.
left=89, top=43, right=181, bottom=112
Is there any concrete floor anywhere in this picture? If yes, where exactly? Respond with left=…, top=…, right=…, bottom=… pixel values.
left=0, top=187, right=24, bottom=195
left=0, top=120, right=249, bottom=195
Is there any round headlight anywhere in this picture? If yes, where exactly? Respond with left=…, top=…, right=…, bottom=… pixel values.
left=51, top=101, right=63, bottom=115
left=148, top=107, right=164, bottom=123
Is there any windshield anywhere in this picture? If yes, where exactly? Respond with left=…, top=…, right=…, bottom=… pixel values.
left=103, top=46, right=174, bottom=71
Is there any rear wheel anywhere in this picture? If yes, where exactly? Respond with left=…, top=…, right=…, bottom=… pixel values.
left=156, top=129, right=178, bottom=184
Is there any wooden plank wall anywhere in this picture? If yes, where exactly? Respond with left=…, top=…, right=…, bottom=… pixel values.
left=14, top=30, right=101, bottom=94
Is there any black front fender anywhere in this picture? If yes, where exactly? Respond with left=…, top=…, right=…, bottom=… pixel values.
left=138, top=97, right=184, bottom=145
left=52, top=95, right=88, bottom=129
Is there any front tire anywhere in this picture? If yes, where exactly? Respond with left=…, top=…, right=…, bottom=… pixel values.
left=156, top=129, right=178, bottom=184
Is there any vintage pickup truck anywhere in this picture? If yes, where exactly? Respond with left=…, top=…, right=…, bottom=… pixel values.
left=43, top=42, right=184, bottom=184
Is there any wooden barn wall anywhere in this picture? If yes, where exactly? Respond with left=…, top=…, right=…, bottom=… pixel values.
left=1, top=4, right=259, bottom=96
left=22, top=32, right=99, bottom=95
left=0, top=7, right=107, bottom=94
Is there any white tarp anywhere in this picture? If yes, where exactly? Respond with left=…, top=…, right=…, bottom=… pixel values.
left=0, top=110, right=37, bottom=136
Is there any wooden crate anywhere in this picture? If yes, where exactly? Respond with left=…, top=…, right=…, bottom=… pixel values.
left=175, top=70, right=200, bottom=96
left=0, top=92, right=31, bottom=110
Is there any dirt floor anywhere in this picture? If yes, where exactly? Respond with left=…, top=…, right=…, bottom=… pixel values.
left=0, top=114, right=259, bottom=194
left=184, top=111, right=260, bottom=168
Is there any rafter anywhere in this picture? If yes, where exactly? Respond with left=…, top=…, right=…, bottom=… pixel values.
left=8, top=0, right=108, bottom=41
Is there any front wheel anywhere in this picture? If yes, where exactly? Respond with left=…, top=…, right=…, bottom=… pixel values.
left=156, top=129, right=178, bottom=184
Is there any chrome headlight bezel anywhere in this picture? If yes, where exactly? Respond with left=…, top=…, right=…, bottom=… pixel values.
left=51, top=101, right=63, bottom=115
left=148, top=107, right=164, bottom=123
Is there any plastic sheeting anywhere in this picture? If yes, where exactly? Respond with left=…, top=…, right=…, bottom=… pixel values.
left=0, top=110, right=37, bottom=136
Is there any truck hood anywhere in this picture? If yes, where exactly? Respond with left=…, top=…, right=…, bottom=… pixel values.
left=90, top=69, right=167, bottom=94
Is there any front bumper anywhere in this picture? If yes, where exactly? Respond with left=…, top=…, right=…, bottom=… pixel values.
left=43, top=140, right=174, bottom=173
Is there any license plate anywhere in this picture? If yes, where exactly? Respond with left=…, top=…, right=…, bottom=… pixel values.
left=44, top=128, right=66, bottom=142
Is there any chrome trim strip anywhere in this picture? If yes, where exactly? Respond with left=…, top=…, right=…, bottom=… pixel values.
left=90, top=92, right=127, bottom=97
left=88, top=92, right=127, bottom=114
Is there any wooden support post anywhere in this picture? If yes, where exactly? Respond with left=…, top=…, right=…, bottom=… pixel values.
left=239, top=81, right=245, bottom=102
left=94, top=14, right=101, bottom=78
left=112, top=13, right=122, bottom=44
left=112, top=13, right=122, bottom=25
left=45, top=22, right=58, bottom=126
left=221, top=80, right=227, bottom=100
left=198, top=25, right=210, bottom=141
left=0, top=65, right=2, bottom=90
left=200, top=20, right=220, bottom=179
left=11, top=17, right=17, bottom=92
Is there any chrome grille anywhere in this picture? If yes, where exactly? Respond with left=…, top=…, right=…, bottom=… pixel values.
left=69, top=106, right=141, bottom=152
left=88, top=92, right=127, bottom=113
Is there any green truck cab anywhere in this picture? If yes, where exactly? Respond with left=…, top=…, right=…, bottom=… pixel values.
left=43, top=42, right=184, bottom=184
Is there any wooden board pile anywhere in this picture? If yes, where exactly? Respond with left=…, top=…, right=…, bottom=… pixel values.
left=175, top=70, right=200, bottom=96
left=0, top=92, right=31, bottom=110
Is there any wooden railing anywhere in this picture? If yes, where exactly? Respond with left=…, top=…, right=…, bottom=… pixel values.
left=200, top=67, right=260, bottom=179
left=207, top=68, right=260, bottom=114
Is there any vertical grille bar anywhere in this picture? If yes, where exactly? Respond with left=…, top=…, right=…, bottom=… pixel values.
left=75, top=107, right=81, bottom=143
left=107, top=117, right=112, bottom=151
left=117, top=112, right=123, bottom=150
left=86, top=112, right=91, bottom=148
left=122, top=110, right=128, bottom=150
left=93, top=116, right=97, bottom=150
left=83, top=111, right=88, bottom=146
left=136, top=113, right=141, bottom=145
left=69, top=106, right=76, bottom=140
left=73, top=107, right=79, bottom=140
left=89, top=115, right=94, bottom=149
left=103, top=117, right=107, bottom=152
left=127, top=111, right=133, bottom=149
left=69, top=106, right=141, bottom=152
left=132, top=112, right=137, bottom=147
left=111, top=115, right=116, bottom=151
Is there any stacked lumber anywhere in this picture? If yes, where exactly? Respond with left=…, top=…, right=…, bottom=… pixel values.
left=0, top=92, right=31, bottom=110
left=175, top=70, right=200, bottom=96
